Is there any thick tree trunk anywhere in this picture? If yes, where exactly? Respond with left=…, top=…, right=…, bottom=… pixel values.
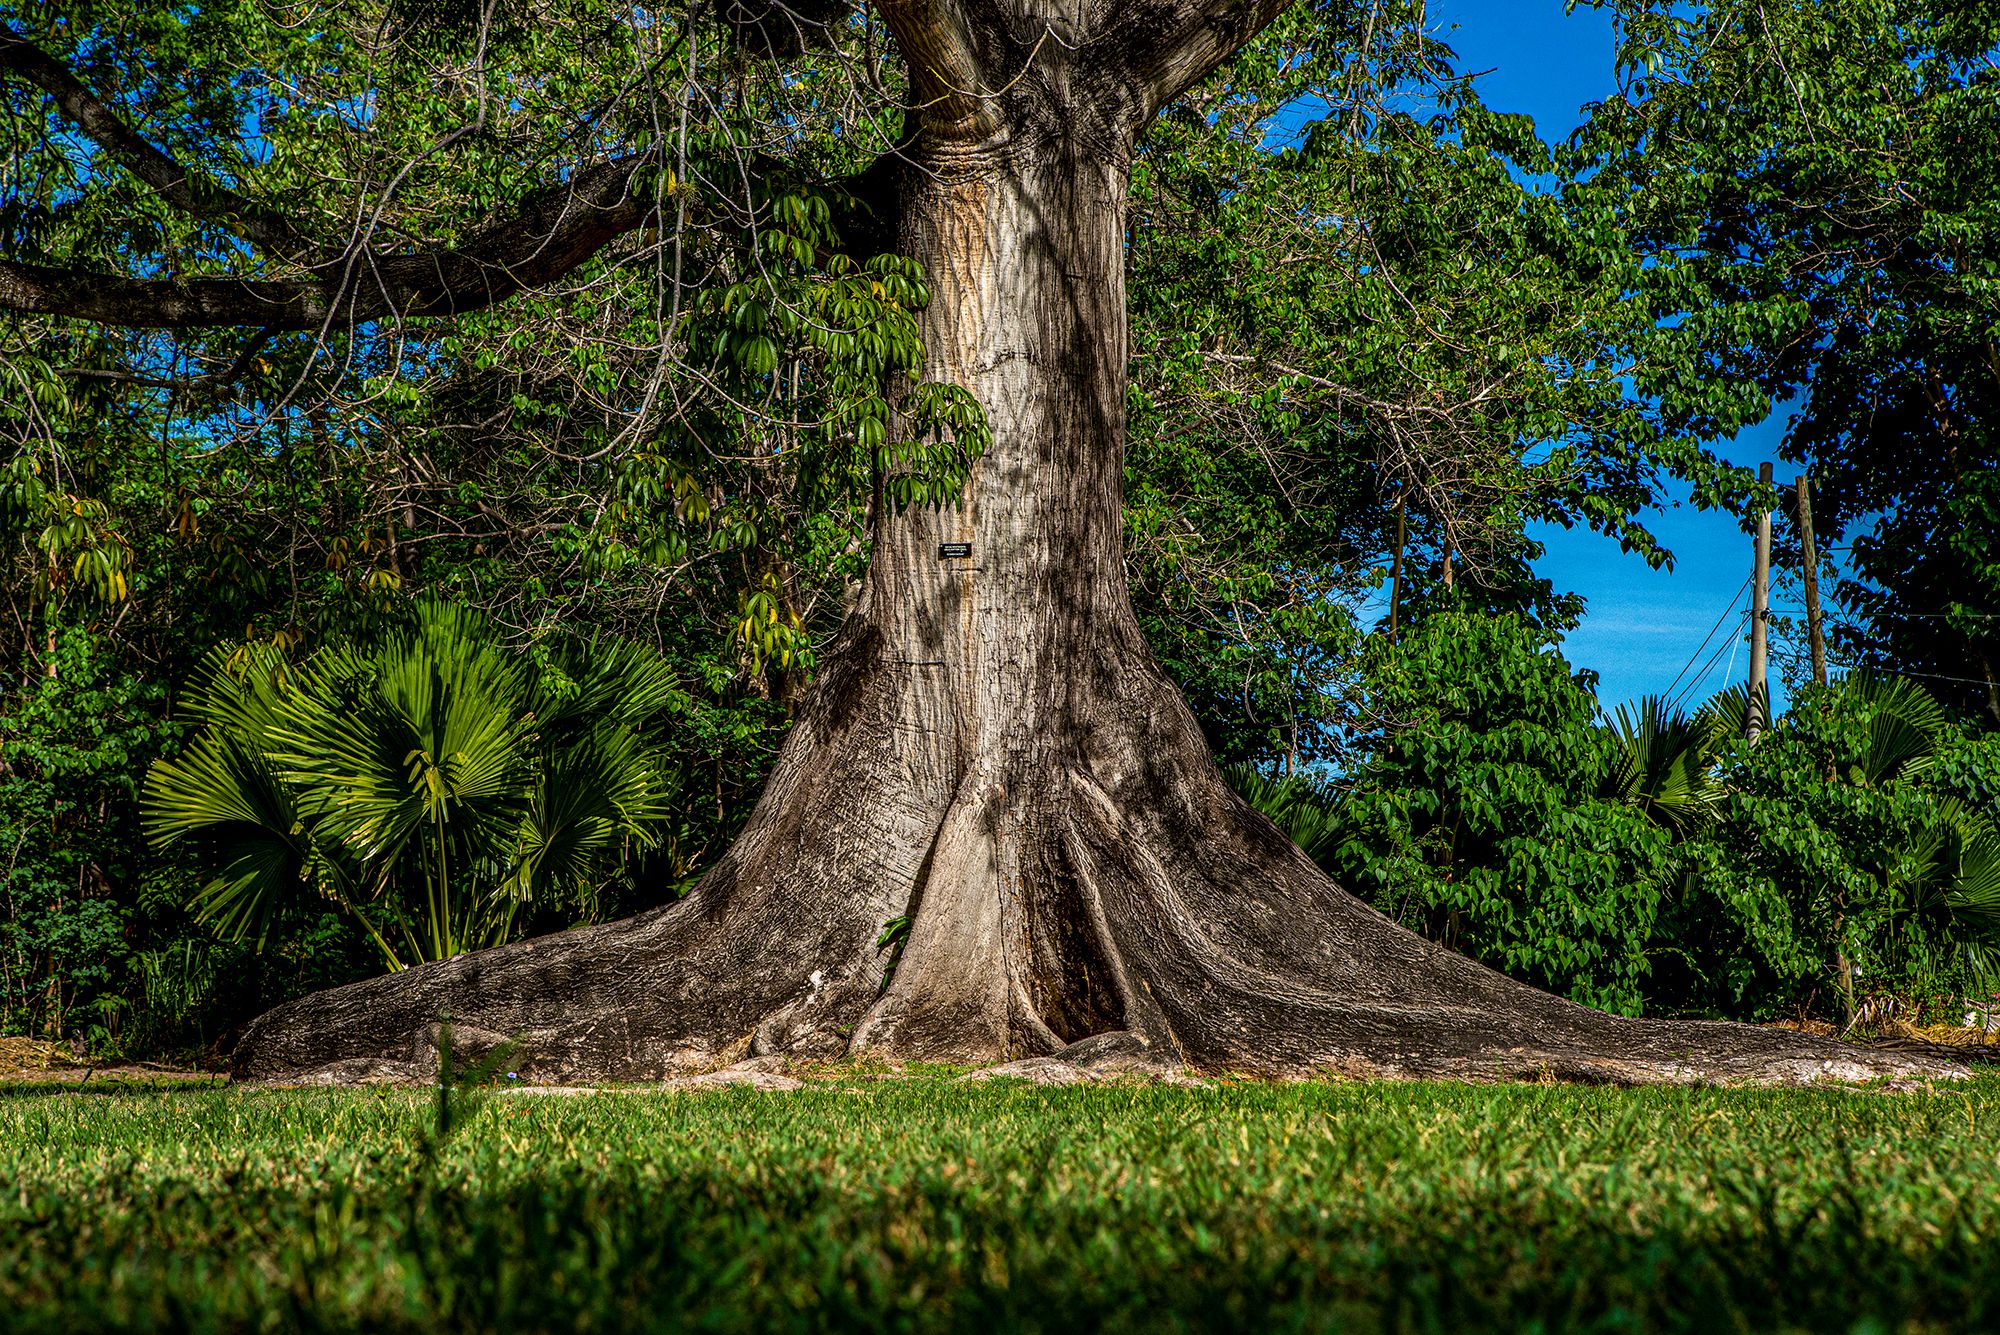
left=232, top=27, right=1957, bottom=1089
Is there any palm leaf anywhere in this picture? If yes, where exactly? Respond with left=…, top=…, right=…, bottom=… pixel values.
left=507, top=722, right=677, bottom=904
left=1949, top=816, right=2000, bottom=996
left=271, top=603, right=535, bottom=869
left=141, top=730, right=333, bottom=947
left=1601, top=695, right=1720, bottom=835
left=1696, top=682, right=1754, bottom=743
left=1947, top=815, right=2000, bottom=935
left=1846, top=672, right=1951, bottom=786
left=184, top=642, right=292, bottom=746
left=535, top=634, right=683, bottom=735
left=1224, top=762, right=1346, bottom=866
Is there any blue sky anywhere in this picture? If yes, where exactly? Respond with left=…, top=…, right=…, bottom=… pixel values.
left=1432, top=0, right=1793, bottom=716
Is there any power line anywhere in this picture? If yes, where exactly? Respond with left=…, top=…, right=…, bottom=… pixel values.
left=1716, top=607, right=1746, bottom=706
left=1657, top=572, right=1754, bottom=707
left=1667, top=610, right=1750, bottom=715
left=1767, top=604, right=2000, bottom=619
left=1751, top=630, right=1996, bottom=693
left=1888, top=667, right=1995, bottom=689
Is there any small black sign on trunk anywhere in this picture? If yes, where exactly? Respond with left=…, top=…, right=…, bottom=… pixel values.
left=938, top=542, right=972, bottom=560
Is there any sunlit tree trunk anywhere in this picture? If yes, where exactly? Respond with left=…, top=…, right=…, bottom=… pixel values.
left=231, top=0, right=1950, bottom=1087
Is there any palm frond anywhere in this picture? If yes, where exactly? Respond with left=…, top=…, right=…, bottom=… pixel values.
left=536, top=634, right=683, bottom=735
left=1696, top=682, right=1754, bottom=743
left=1845, top=672, right=1951, bottom=786
left=271, top=603, right=535, bottom=868
left=507, top=722, right=676, bottom=902
left=1225, top=762, right=1346, bottom=866
left=141, top=730, right=329, bottom=947
left=1947, top=813, right=2000, bottom=938
left=1601, top=695, right=1719, bottom=835
left=184, top=642, right=293, bottom=746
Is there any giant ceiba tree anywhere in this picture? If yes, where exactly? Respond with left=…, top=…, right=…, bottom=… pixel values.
left=0, top=0, right=1951, bottom=1084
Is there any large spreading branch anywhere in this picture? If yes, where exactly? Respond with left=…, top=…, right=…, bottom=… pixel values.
left=872, top=0, right=1298, bottom=141
left=0, top=0, right=1299, bottom=334
left=0, top=146, right=659, bottom=330
left=0, top=20, right=305, bottom=254
left=0, top=22, right=666, bottom=331
left=874, top=0, right=1019, bottom=137
left=1113, top=0, right=1301, bottom=118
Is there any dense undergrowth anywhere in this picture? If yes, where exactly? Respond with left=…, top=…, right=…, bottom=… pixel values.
left=5, top=1074, right=1998, bottom=1333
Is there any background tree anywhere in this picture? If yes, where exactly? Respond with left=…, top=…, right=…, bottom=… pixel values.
left=1665, top=675, right=2000, bottom=1024
left=1124, top=32, right=1719, bottom=767
left=1584, top=0, right=2000, bottom=720
left=1325, top=612, right=1679, bottom=1016
left=1226, top=633, right=2000, bottom=1028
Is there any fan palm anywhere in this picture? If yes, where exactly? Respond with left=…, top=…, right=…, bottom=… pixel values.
left=144, top=641, right=379, bottom=951
left=1224, top=763, right=1348, bottom=869
left=1882, top=798, right=2000, bottom=997
left=1600, top=695, right=1727, bottom=835
left=1695, top=682, right=1755, bottom=745
left=1947, top=819, right=2000, bottom=993
left=1738, top=671, right=1985, bottom=1014
left=1842, top=672, right=1954, bottom=787
left=144, top=601, right=683, bottom=970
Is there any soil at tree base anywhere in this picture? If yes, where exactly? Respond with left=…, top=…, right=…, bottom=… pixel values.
left=0, top=1037, right=219, bottom=1086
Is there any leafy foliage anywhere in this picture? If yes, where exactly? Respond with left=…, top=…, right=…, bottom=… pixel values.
left=143, top=601, right=686, bottom=970
left=1585, top=0, right=2000, bottom=721
left=0, top=626, right=173, bottom=1044
left=1666, top=674, right=2000, bottom=1021
left=1228, top=615, right=2000, bottom=1025
left=1124, top=5, right=1745, bottom=762
left=1229, top=612, right=1681, bottom=1016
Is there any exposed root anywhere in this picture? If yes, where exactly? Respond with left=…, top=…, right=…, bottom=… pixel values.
left=231, top=652, right=1969, bottom=1091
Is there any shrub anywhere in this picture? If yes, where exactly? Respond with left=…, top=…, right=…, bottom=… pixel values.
left=143, top=601, right=688, bottom=971
left=1665, top=675, right=2000, bottom=1023
left=0, top=626, right=176, bottom=1044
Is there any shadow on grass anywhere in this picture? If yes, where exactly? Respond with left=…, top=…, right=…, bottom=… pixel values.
left=2, top=1154, right=1992, bottom=1334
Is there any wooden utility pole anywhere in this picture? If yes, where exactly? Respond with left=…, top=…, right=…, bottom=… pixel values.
left=1388, top=491, right=1407, bottom=644
left=1748, top=461, right=1773, bottom=741
left=1795, top=473, right=1827, bottom=687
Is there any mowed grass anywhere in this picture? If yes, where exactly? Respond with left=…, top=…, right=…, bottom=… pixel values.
left=5, top=1072, right=1999, bottom=1333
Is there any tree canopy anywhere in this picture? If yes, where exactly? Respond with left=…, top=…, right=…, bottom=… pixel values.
left=1585, top=0, right=2000, bottom=717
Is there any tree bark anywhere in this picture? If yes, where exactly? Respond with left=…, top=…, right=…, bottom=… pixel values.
left=230, top=2, right=1960, bottom=1088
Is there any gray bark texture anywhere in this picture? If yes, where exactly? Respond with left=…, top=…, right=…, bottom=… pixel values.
left=231, top=0, right=1961, bottom=1088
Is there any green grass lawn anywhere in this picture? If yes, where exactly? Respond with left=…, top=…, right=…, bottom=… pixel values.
left=4, top=1071, right=1997, bottom=1333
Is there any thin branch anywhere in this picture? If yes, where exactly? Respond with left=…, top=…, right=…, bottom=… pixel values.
left=56, top=329, right=275, bottom=397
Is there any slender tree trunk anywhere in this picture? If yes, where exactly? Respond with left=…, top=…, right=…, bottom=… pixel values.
left=229, top=2, right=1959, bottom=1088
